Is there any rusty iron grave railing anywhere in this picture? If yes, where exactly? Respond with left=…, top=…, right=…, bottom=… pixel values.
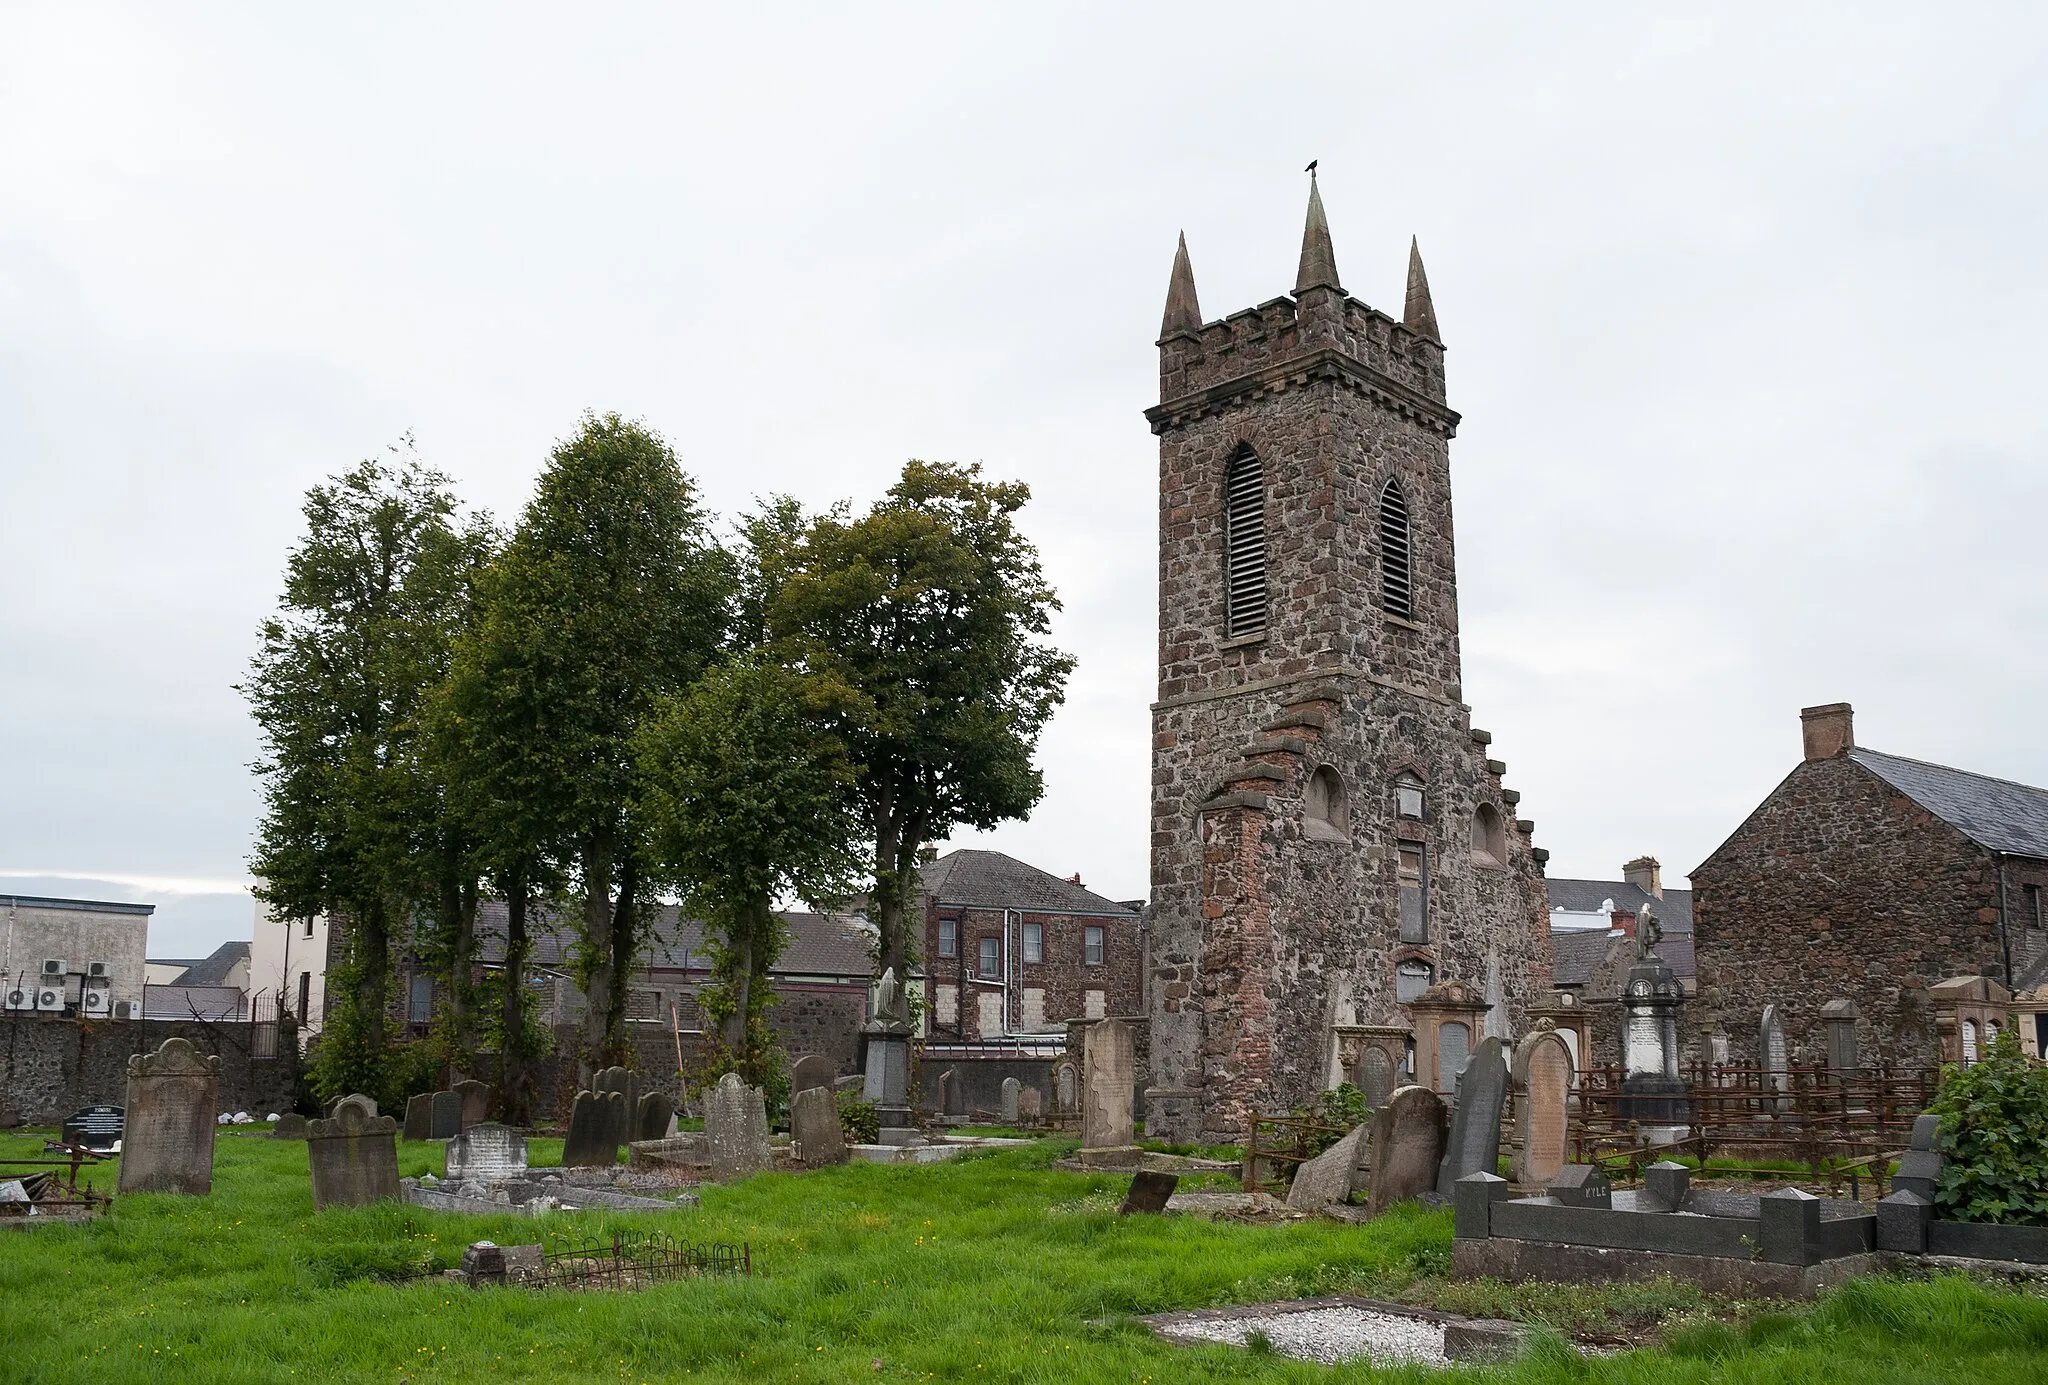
left=1242, top=1114, right=1355, bottom=1194
left=385, top=1229, right=751, bottom=1289
left=0, top=1144, right=113, bottom=1221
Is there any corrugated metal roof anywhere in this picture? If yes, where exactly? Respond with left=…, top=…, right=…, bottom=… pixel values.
left=919, top=850, right=1139, bottom=916
left=1849, top=747, right=2048, bottom=861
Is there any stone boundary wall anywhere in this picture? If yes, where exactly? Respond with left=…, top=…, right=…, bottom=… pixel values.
left=0, top=1015, right=299, bottom=1126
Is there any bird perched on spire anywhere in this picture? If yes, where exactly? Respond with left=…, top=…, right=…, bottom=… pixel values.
left=1304, top=159, right=1318, bottom=175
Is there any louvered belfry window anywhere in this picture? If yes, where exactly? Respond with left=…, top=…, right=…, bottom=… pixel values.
left=1379, top=479, right=1414, bottom=620
left=1223, top=450, right=1267, bottom=638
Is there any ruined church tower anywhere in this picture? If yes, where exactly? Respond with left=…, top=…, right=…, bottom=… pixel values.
left=1143, top=178, right=1552, bottom=1144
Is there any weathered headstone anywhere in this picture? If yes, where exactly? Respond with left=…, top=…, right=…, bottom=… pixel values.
left=704, top=1072, right=771, bottom=1179
left=1000, top=1077, right=1022, bottom=1125
left=402, top=1093, right=433, bottom=1142
left=862, top=967, right=915, bottom=1141
left=1082, top=1018, right=1136, bottom=1151
left=429, top=1090, right=463, bottom=1140
left=270, top=1113, right=309, bottom=1141
left=117, top=1036, right=221, bottom=1196
left=1017, top=1087, right=1043, bottom=1125
left=62, top=1104, right=124, bottom=1152
left=938, top=1067, right=962, bottom=1115
left=452, top=1078, right=492, bottom=1128
left=325, top=1094, right=375, bottom=1118
left=1119, top=1171, right=1179, bottom=1215
left=1286, top=1123, right=1368, bottom=1211
left=1435, top=1035, right=1509, bottom=1196
left=1761, top=1004, right=1789, bottom=1091
left=1366, top=1085, right=1446, bottom=1216
left=445, top=1122, right=527, bottom=1183
left=790, top=1054, right=837, bottom=1096
left=635, top=1091, right=676, bottom=1143
left=1511, top=1025, right=1573, bottom=1186
left=593, top=1066, right=641, bottom=1139
left=1892, top=1112, right=1944, bottom=1198
left=1821, top=998, right=1859, bottom=1073
left=1357, top=1048, right=1395, bottom=1110
left=562, top=1090, right=627, bottom=1168
left=306, top=1095, right=401, bottom=1210
left=1055, top=1063, right=1077, bottom=1114
left=789, top=1085, right=847, bottom=1166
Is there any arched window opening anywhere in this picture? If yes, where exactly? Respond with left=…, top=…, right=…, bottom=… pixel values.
left=1304, top=765, right=1348, bottom=841
left=1471, top=803, right=1507, bottom=866
left=1963, top=1018, right=1980, bottom=1063
left=1379, top=479, right=1414, bottom=620
left=1224, top=451, right=1267, bottom=638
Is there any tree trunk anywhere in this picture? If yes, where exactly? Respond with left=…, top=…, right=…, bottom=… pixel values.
left=727, top=930, right=754, bottom=1057
left=436, top=839, right=477, bottom=1058
left=578, top=829, right=616, bottom=1085
left=356, top=895, right=391, bottom=1060
left=874, top=805, right=907, bottom=984
left=498, top=869, right=531, bottom=1126
left=605, top=851, right=639, bottom=1068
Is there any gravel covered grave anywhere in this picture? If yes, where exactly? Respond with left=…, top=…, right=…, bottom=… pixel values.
left=1160, top=1304, right=1450, bottom=1366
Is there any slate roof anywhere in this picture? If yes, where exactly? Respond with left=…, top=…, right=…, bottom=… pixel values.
left=1849, top=747, right=2048, bottom=861
left=174, top=941, right=251, bottom=987
left=471, top=903, right=873, bottom=980
left=1550, top=930, right=1696, bottom=987
left=1546, top=879, right=1694, bottom=935
left=918, top=850, right=1139, bottom=917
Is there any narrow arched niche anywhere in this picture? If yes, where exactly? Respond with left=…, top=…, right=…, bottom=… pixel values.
left=1304, top=765, right=1348, bottom=842
left=1471, top=802, right=1507, bottom=866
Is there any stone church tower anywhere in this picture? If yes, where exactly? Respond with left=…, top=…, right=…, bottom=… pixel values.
left=1143, top=178, right=1552, bottom=1144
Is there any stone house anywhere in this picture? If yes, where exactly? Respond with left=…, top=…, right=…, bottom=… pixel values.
left=1143, top=178, right=1552, bottom=1142
left=917, top=849, right=1144, bottom=1040
left=1693, top=702, right=2048, bottom=1070
left=0, top=893, right=152, bottom=1020
left=1544, top=858, right=1697, bottom=1070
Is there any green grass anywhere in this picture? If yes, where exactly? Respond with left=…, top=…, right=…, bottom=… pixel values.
left=4, top=1128, right=2048, bottom=1382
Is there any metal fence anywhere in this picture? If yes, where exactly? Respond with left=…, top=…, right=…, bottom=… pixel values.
left=537, top=1231, right=751, bottom=1289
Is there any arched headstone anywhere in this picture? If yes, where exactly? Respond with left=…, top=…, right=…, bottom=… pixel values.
left=1055, top=1063, right=1077, bottom=1113
left=1511, top=1026, right=1574, bottom=1186
left=1355, top=1047, right=1394, bottom=1109
left=1760, top=1005, right=1789, bottom=1090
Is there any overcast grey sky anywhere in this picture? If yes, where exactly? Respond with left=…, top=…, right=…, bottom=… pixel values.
left=5, top=6, right=2047, bottom=956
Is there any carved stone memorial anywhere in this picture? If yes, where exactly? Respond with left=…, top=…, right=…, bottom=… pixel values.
left=1511, top=1024, right=1574, bottom=1186
left=790, top=1085, right=847, bottom=1166
left=307, top=1095, right=401, bottom=1210
left=704, top=1072, right=771, bottom=1179
left=562, top=1090, right=627, bottom=1167
left=1366, top=1085, right=1446, bottom=1216
left=1082, top=1017, right=1137, bottom=1153
left=1436, top=1034, right=1509, bottom=1196
left=118, top=1037, right=220, bottom=1196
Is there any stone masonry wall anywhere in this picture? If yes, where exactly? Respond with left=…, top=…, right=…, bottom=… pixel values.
left=0, top=1016, right=299, bottom=1126
left=1693, top=755, right=2010, bottom=1068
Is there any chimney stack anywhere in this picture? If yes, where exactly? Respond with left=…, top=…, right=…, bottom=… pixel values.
left=1623, top=856, right=1662, bottom=899
left=1801, top=703, right=1855, bottom=762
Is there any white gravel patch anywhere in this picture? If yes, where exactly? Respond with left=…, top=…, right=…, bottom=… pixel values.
left=1165, top=1305, right=1450, bottom=1366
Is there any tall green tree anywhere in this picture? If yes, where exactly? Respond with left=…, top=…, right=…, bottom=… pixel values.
left=243, top=445, right=483, bottom=1102
left=762, top=461, right=1073, bottom=983
left=446, top=412, right=732, bottom=1079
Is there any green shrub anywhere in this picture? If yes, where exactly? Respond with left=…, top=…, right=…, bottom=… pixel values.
left=1929, top=1025, right=2048, bottom=1225
left=837, top=1089, right=880, bottom=1145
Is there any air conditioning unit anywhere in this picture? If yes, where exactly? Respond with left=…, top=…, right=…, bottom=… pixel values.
left=113, top=1000, right=137, bottom=1020
left=40, top=959, right=66, bottom=978
left=35, top=986, right=65, bottom=1011
left=3, top=985, right=30, bottom=1011
left=87, top=962, right=109, bottom=980
left=81, top=989, right=110, bottom=1015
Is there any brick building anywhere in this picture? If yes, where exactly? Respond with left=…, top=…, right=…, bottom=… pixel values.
left=1693, top=702, right=2048, bottom=1070
left=1142, top=177, right=1552, bottom=1143
left=918, top=849, right=1143, bottom=1040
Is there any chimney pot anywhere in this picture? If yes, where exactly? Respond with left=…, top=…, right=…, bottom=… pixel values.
left=1623, top=856, right=1663, bottom=899
left=1611, top=909, right=1637, bottom=938
left=1801, top=703, right=1855, bottom=762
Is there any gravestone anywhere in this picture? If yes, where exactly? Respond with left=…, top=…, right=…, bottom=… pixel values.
left=594, top=1066, right=641, bottom=1136
left=1511, top=1025, right=1573, bottom=1186
left=1285, top=1123, right=1368, bottom=1211
left=452, top=1079, right=492, bottom=1128
left=1366, top=1085, right=1446, bottom=1216
left=938, top=1067, right=962, bottom=1116
left=445, top=1122, right=527, bottom=1183
left=790, top=1054, right=837, bottom=1096
left=704, top=1072, right=771, bottom=1179
left=1055, top=1063, right=1077, bottom=1114
left=270, top=1113, right=308, bottom=1141
left=1082, top=1018, right=1136, bottom=1151
left=429, top=1091, right=463, bottom=1140
left=1017, top=1087, right=1043, bottom=1125
left=1547, top=1164, right=1612, bottom=1207
left=790, top=1085, right=847, bottom=1166
left=1761, top=1004, right=1789, bottom=1091
left=402, top=1093, right=433, bottom=1142
left=1119, top=1171, right=1179, bottom=1215
left=562, top=1090, right=627, bottom=1167
left=1000, top=1077, right=1022, bottom=1125
left=635, top=1091, right=676, bottom=1143
left=118, top=1036, right=221, bottom=1196
left=1357, top=1047, right=1395, bottom=1110
left=325, top=1094, right=376, bottom=1118
left=862, top=967, right=916, bottom=1141
left=1892, top=1112, right=1944, bottom=1198
left=1435, top=1035, right=1509, bottom=1196
left=1821, top=998, right=1860, bottom=1073
left=62, top=1104, right=124, bottom=1152
left=307, top=1097, right=401, bottom=1210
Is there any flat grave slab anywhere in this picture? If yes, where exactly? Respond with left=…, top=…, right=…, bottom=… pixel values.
left=1143, top=1296, right=1526, bottom=1366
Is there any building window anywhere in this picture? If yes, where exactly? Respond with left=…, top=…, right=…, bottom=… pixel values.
left=296, top=971, right=311, bottom=1020
left=303, top=916, right=315, bottom=939
left=1305, top=765, right=1348, bottom=841
left=626, top=989, right=660, bottom=1023
left=1398, top=844, right=1428, bottom=943
left=1396, top=959, right=1433, bottom=1003
left=1472, top=803, right=1507, bottom=865
left=407, top=975, right=433, bottom=1024
left=1084, top=926, right=1105, bottom=966
left=1379, top=478, right=1414, bottom=620
left=938, top=917, right=958, bottom=958
left=1021, top=923, right=1044, bottom=964
left=978, top=935, right=1000, bottom=979
left=2028, top=883, right=2043, bottom=931
left=1223, top=449, right=1267, bottom=638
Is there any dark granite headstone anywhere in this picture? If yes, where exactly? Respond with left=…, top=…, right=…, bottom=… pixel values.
left=790, top=1054, right=837, bottom=1096
left=1119, top=1171, right=1179, bottom=1215
left=593, top=1067, right=641, bottom=1147
left=1893, top=1114, right=1945, bottom=1199
left=562, top=1090, right=626, bottom=1168
left=452, top=1079, right=491, bottom=1128
left=429, top=1091, right=462, bottom=1140
left=635, top=1091, right=676, bottom=1143
left=402, top=1093, right=433, bottom=1142
left=307, top=1097, right=401, bottom=1210
left=118, top=1037, right=220, bottom=1196
left=1367, top=1085, right=1447, bottom=1215
left=1547, top=1165, right=1612, bottom=1207
left=62, top=1105, right=124, bottom=1152
left=1435, top=1035, right=1509, bottom=1196
left=270, top=1113, right=308, bottom=1140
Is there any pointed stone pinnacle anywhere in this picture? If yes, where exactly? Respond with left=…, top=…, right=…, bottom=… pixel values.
left=1161, top=231, right=1202, bottom=339
left=1295, top=172, right=1341, bottom=294
left=1403, top=235, right=1440, bottom=342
